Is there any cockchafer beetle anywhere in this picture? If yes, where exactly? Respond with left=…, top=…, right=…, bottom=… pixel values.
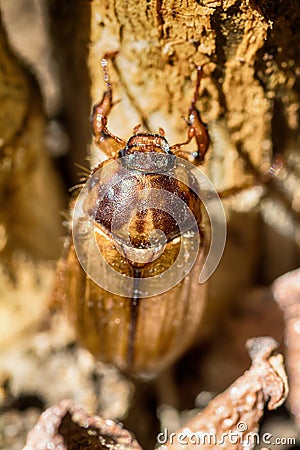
left=57, top=54, right=279, bottom=378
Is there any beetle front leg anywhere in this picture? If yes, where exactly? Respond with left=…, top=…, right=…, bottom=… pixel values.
left=92, top=54, right=126, bottom=159
left=170, top=66, right=209, bottom=165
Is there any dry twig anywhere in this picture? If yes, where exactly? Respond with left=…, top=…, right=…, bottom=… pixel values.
left=159, top=337, right=288, bottom=450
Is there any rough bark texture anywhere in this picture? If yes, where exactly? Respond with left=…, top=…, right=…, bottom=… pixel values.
left=0, top=1, right=299, bottom=449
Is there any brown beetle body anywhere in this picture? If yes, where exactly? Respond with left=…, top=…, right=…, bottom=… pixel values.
left=59, top=56, right=212, bottom=377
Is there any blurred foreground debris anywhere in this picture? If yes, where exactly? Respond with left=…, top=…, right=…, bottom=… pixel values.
left=22, top=337, right=288, bottom=450
left=22, top=399, right=142, bottom=450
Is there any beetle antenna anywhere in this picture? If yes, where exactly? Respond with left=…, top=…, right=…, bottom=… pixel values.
left=191, top=65, right=203, bottom=109
left=101, top=58, right=112, bottom=91
left=101, top=51, right=119, bottom=90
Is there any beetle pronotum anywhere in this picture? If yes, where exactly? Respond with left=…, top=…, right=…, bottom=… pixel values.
left=58, top=54, right=278, bottom=378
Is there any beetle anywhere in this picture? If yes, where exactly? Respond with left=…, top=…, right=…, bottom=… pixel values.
left=58, top=54, right=278, bottom=378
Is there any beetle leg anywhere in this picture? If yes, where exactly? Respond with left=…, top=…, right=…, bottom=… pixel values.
left=91, top=53, right=126, bottom=158
left=218, top=155, right=283, bottom=199
left=170, top=66, right=209, bottom=165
